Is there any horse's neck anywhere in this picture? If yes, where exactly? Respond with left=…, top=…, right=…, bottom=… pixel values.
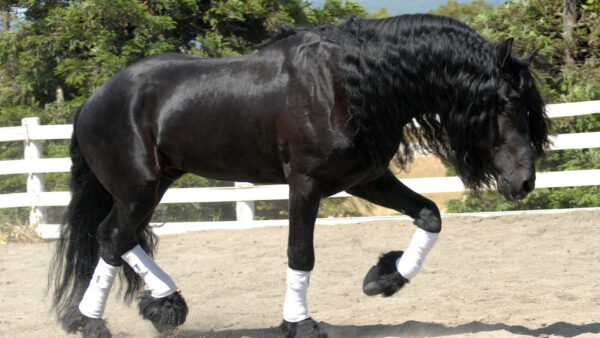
left=354, top=50, right=455, bottom=164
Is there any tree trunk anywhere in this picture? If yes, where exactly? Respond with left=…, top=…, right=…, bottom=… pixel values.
left=1, top=10, right=9, bottom=32
left=562, top=0, right=578, bottom=66
left=56, top=86, right=64, bottom=104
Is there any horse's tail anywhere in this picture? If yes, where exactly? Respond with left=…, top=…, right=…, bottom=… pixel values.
left=49, top=105, right=157, bottom=320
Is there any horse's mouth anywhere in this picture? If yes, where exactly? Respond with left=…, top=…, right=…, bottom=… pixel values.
left=496, top=174, right=534, bottom=201
left=498, top=188, right=527, bottom=202
left=505, top=191, right=528, bottom=201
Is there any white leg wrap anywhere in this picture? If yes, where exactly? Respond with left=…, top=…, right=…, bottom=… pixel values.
left=121, top=245, right=177, bottom=298
left=396, top=228, right=439, bottom=280
left=283, top=268, right=310, bottom=323
left=79, top=258, right=119, bottom=318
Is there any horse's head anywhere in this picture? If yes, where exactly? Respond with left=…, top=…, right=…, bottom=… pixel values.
left=490, top=38, right=549, bottom=200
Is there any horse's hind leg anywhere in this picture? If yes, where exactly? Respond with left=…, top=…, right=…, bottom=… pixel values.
left=107, top=177, right=187, bottom=334
left=61, top=207, right=124, bottom=338
left=74, top=174, right=187, bottom=336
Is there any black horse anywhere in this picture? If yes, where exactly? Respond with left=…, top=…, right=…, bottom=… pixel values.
left=50, top=14, right=549, bottom=338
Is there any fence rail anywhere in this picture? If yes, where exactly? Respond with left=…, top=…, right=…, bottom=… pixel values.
left=1, top=100, right=600, bottom=238
left=1, top=131, right=599, bottom=176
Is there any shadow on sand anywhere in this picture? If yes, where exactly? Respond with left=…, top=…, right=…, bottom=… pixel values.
left=177, top=320, right=600, bottom=338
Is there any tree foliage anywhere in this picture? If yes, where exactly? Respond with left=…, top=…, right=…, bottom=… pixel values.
left=2, top=0, right=599, bottom=224
left=0, top=0, right=366, bottom=224
left=433, top=0, right=600, bottom=212
left=367, top=6, right=391, bottom=19
left=0, top=0, right=366, bottom=123
left=428, top=0, right=493, bottom=23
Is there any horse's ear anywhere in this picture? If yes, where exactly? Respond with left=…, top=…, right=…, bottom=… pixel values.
left=496, top=38, right=514, bottom=69
left=520, top=49, right=540, bottom=66
left=341, top=15, right=361, bottom=37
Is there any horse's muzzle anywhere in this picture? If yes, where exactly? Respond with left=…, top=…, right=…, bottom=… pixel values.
left=496, top=169, right=536, bottom=201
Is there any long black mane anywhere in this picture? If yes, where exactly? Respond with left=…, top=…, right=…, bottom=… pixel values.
left=261, top=14, right=549, bottom=190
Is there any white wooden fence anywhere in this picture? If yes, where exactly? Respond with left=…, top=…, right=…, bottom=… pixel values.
left=1, top=100, right=600, bottom=238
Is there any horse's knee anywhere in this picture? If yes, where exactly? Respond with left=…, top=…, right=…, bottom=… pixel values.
left=414, top=203, right=441, bottom=233
left=97, top=212, right=126, bottom=265
left=98, top=200, right=152, bottom=262
left=98, top=223, right=137, bottom=265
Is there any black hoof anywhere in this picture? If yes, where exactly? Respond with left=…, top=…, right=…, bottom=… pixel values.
left=279, top=317, right=328, bottom=338
left=138, top=290, right=188, bottom=335
left=363, top=250, right=409, bottom=297
left=60, top=305, right=112, bottom=338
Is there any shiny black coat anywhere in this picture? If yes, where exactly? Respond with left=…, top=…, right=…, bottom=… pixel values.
left=52, top=15, right=548, bottom=329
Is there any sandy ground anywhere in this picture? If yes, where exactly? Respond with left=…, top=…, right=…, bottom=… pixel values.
left=1, top=210, right=599, bottom=338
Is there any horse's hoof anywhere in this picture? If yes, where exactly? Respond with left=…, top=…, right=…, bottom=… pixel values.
left=137, top=290, right=188, bottom=335
left=363, top=250, right=409, bottom=297
left=60, top=305, right=112, bottom=338
left=150, top=321, right=179, bottom=337
left=279, top=317, right=328, bottom=338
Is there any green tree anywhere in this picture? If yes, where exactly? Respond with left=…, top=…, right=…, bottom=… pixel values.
left=0, top=0, right=367, bottom=225
left=1, top=0, right=367, bottom=124
left=434, top=0, right=600, bottom=212
left=0, top=0, right=19, bottom=31
left=367, top=6, right=391, bottom=19
left=428, top=0, right=494, bottom=23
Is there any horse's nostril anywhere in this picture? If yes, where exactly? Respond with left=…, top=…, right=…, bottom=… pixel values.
left=522, top=178, right=534, bottom=193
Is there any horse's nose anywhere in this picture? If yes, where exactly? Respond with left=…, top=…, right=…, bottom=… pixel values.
left=512, top=169, right=535, bottom=199
left=522, top=177, right=534, bottom=194
left=519, top=167, right=536, bottom=195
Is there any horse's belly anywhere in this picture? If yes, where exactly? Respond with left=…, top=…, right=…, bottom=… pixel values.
left=161, top=138, right=286, bottom=184
left=183, top=160, right=286, bottom=184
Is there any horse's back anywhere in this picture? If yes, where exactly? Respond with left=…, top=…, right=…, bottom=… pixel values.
left=76, top=32, right=352, bottom=185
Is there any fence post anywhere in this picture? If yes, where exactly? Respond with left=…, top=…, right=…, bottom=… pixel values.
left=22, top=117, right=47, bottom=228
left=234, top=182, right=255, bottom=222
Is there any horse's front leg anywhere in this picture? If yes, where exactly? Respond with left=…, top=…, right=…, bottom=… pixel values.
left=347, top=169, right=441, bottom=296
left=279, top=174, right=328, bottom=338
